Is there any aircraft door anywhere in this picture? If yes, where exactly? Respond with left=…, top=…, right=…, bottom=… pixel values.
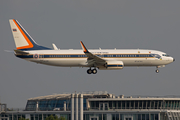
left=39, top=54, right=44, bottom=63
left=39, top=54, right=44, bottom=59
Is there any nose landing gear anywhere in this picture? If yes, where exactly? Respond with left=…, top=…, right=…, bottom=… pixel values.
left=87, top=68, right=97, bottom=74
left=155, top=69, right=159, bottom=73
left=155, top=66, right=159, bottom=73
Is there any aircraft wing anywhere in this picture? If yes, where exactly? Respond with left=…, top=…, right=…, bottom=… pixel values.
left=80, top=41, right=106, bottom=67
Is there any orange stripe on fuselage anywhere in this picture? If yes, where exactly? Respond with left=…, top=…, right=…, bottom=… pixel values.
left=13, top=19, right=33, bottom=49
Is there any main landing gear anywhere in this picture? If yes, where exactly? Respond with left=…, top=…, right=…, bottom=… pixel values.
left=87, top=68, right=97, bottom=74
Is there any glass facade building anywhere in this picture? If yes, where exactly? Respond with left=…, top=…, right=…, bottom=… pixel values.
left=1, top=92, right=180, bottom=120
left=89, top=100, right=180, bottom=110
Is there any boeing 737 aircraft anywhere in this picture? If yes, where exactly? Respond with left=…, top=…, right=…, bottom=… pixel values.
left=9, top=19, right=175, bottom=74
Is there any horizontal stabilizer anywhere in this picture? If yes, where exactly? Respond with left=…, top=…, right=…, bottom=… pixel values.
left=4, top=50, right=14, bottom=53
left=14, top=49, right=29, bottom=54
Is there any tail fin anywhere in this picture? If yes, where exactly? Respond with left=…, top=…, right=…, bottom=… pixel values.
left=9, top=19, right=51, bottom=51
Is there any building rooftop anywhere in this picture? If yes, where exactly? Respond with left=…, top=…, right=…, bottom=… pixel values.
left=28, top=91, right=180, bottom=101
left=28, top=91, right=109, bottom=101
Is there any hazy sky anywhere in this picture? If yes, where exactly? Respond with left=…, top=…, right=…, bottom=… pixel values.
left=1, top=0, right=180, bottom=108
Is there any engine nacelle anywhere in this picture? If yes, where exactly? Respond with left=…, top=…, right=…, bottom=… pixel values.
left=98, top=61, right=124, bottom=70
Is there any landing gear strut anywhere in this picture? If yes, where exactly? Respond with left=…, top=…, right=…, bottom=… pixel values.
left=155, top=66, right=159, bottom=73
left=87, top=68, right=97, bottom=74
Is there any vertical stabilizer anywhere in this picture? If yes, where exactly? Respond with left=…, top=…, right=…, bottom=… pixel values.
left=9, top=19, right=51, bottom=50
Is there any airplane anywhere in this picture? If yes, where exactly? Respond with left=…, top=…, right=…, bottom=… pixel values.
left=9, top=19, right=175, bottom=74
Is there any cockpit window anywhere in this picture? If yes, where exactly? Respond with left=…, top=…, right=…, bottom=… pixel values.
left=162, top=54, right=170, bottom=57
left=151, top=54, right=161, bottom=59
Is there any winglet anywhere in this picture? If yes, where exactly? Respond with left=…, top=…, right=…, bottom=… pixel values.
left=52, top=43, right=58, bottom=50
left=80, top=41, right=89, bottom=53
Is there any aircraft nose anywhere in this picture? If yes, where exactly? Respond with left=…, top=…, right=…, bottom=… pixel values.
left=173, top=58, right=175, bottom=62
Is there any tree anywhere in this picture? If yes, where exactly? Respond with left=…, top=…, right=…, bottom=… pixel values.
left=54, top=115, right=59, bottom=120
left=45, top=115, right=66, bottom=120
left=45, top=115, right=55, bottom=120
left=59, top=116, right=66, bottom=120
left=19, top=117, right=29, bottom=120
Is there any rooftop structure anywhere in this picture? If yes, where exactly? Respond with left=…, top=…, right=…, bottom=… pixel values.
left=1, top=91, right=180, bottom=120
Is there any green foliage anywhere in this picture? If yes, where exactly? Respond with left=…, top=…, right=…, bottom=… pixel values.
left=45, top=115, right=66, bottom=120
left=46, top=115, right=55, bottom=120
left=54, top=115, right=59, bottom=120
left=18, top=118, right=29, bottom=120
left=59, top=116, right=66, bottom=120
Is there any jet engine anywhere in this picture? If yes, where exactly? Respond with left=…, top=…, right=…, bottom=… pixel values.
left=98, top=61, right=124, bottom=70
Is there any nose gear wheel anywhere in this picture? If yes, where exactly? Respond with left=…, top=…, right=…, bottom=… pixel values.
left=155, top=66, right=159, bottom=73
left=155, top=69, right=159, bottom=73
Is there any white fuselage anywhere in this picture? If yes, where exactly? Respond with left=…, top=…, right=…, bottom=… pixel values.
left=16, top=49, right=174, bottom=68
left=9, top=19, right=174, bottom=73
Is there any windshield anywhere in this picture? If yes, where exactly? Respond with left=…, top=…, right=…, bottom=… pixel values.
left=162, top=54, right=170, bottom=57
left=151, top=54, right=161, bottom=59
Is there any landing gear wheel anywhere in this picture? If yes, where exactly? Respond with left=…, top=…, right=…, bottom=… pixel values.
left=92, top=69, right=97, bottom=74
left=155, top=69, right=159, bottom=73
left=87, top=69, right=92, bottom=74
